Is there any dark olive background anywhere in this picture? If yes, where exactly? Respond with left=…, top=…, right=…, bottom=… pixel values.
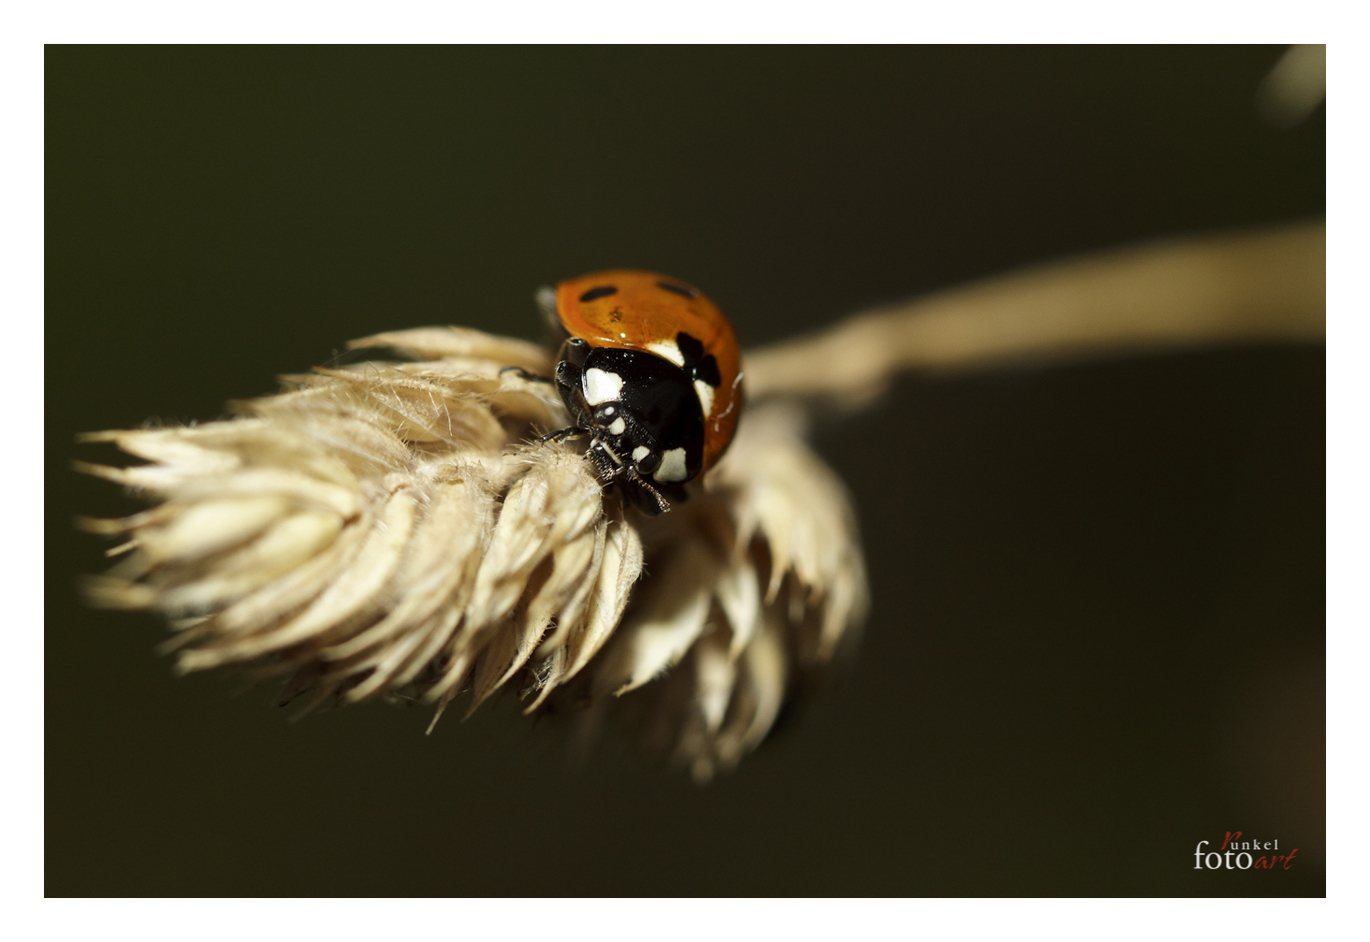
left=47, top=47, right=1324, bottom=896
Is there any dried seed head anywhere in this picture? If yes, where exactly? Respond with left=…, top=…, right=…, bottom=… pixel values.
left=581, top=400, right=868, bottom=781
left=78, top=326, right=867, bottom=777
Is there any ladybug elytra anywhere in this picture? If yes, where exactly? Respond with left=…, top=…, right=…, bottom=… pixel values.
left=535, top=269, right=743, bottom=515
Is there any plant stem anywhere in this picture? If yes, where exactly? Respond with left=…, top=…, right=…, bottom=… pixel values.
left=744, top=221, right=1324, bottom=403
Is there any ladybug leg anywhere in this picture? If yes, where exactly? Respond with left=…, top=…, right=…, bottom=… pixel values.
left=499, top=365, right=553, bottom=384
left=540, top=426, right=589, bottom=444
left=619, top=467, right=671, bottom=516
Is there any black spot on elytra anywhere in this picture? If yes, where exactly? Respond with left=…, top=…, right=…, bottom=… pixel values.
left=579, top=285, right=618, bottom=302
left=674, top=332, right=722, bottom=388
left=657, top=281, right=698, bottom=299
left=693, top=354, right=721, bottom=388
left=676, top=331, right=705, bottom=363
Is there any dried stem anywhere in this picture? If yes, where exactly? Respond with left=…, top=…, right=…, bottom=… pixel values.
left=745, top=221, right=1324, bottom=404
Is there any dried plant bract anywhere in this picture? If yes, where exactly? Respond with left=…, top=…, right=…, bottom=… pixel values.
left=79, top=326, right=867, bottom=778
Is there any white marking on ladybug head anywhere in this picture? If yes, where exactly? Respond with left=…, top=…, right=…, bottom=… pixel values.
left=646, top=340, right=685, bottom=367
left=693, top=379, right=716, bottom=418
left=607, top=417, right=626, bottom=436
left=584, top=368, right=624, bottom=405
left=631, top=445, right=650, bottom=465
left=654, top=447, right=689, bottom=483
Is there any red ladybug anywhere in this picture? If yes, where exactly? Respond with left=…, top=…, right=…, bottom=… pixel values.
left=537, top=269, right=743, bottom=514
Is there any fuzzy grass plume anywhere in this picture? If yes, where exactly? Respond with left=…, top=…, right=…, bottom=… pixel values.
left=78, top=327, right=866, bottom=780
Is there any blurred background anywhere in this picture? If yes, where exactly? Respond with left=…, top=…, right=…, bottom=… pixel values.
left=47, top=46, right=1323, bottom=896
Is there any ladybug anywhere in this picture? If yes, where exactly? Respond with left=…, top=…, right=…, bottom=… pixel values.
left=535, top=269, right=743, bottom=515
